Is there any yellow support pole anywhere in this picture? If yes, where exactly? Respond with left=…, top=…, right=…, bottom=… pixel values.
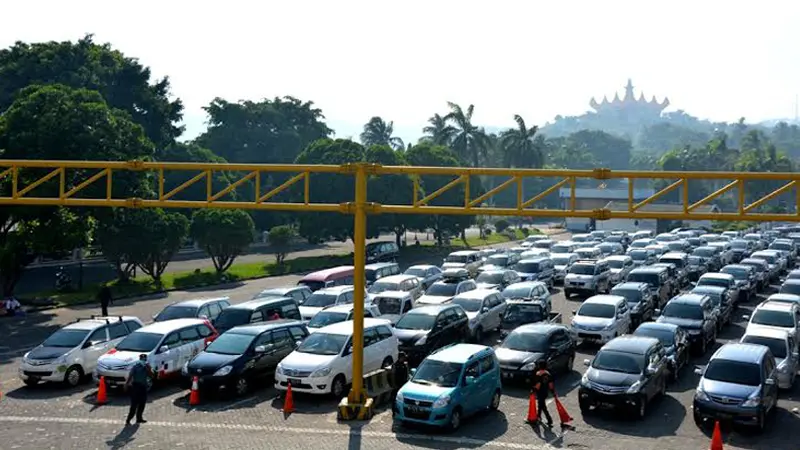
left=348, top=163, right=368, bottom=406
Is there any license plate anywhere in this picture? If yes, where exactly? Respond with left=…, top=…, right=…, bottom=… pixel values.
left=599, top=402, right=615, bottom=409
left=715, top=413, right=733, bottom=420
left=406, top=406, right=424, bottom=413
left=287, top=378, right=301, bottom=386
left=502, top=372, right=512, bottom=378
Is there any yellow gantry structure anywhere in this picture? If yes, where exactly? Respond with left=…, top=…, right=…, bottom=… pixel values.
left=2, top=159, right=800, bottom=413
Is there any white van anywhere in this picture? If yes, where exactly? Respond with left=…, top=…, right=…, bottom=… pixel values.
left=442, top=250, right=483, bottom=276
left=274, top=318, right=398, bottom=397
left=20, top=316, right=144, bottom=387
left=94, top=318, right=218, bottom=389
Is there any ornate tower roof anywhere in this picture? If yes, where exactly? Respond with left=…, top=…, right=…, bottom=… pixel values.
left=589, top=79, right=670, bottom=114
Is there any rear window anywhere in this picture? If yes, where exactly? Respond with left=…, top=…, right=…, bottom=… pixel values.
left=569, top=264, right=595, bottom=275
left=214, top=308, right=252, bottom=330
left=515, top=262, right=541, bottom=273
left=627, top=272, right=660, bottom=286
left=298, top=280, right=326, bottom=291
left=741, top=335, right=787, bottom=359
left=659, top=257, right=685, bottom=269
left=698, top=277, right=729, bottom=289
left=116, top=331, right=163, bottom=353
left=662, top=302, right=703, bottom=320
left=426, top=283, right=457, bottom=297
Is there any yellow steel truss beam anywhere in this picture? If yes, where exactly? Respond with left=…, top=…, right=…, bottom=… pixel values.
left=688, top=180, right=740, bottom=212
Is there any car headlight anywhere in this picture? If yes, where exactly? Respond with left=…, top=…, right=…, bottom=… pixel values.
left=580, top=371, right=590, bottom=387
left=181, top=362, right=189, bottom=375
left=415, top=336, right=427, bottom=346
left=311, top=367, right=332, bottom=378
left=432, top=395, right=451, bottom=408
left=627, top=380, right=642, bottom=394
left=694, top=386, right=710, bottom=402
left=395, top=391, right=404, bottom=403
left=521, top=361, right=538, bottom=371
left=741, top=393, right=761, bottom=407
left=603, top=322, right=616, bottom=330
left=213, top=366, right=232, bottom=377
left=687, top=329, right=702, bottom=335
left=276, top=364, right=284, bottom=375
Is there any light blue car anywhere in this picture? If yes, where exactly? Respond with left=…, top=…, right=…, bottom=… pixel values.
left=393, top=344, right=502, bottom=430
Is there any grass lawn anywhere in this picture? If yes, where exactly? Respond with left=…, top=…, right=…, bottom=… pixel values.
left=422, top=228, right=533, bottom=248
left=32, top=253, right=353, bottom=308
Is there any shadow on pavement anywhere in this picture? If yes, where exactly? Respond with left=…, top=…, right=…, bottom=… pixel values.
left=81, top=382, right=186, bottom=410
left=5, top=379, right=89, bottom=400
left=394, top=410, right=509, bottom=448
left=0, top=310, right=59, bottom=366
left=581, top=394, right=686, bottom=438
left=106, top=423, right=138, bottom=450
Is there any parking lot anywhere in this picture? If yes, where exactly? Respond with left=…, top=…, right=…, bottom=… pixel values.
left=2, top=235, right=800, bottom=450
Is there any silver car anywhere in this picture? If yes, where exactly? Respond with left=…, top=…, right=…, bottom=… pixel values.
left=740, top=328, right=798, bottom=389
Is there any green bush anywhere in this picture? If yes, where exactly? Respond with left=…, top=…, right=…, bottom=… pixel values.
left=495, top=219, right=510, bottom=233
left=521, top=228, right=530, bottom=236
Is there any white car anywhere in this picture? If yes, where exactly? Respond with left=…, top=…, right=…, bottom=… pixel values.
left=442, top=250, right=483, bottom=276
left=450, top=289, right=507, bottom=342
left=571, top=295, right=632, bottom=344
left=417, top=270, right=477, bottom=305
left=740, top=327, right=798, bottom=389
left=744, top=300, right=800, bottom=339
left=403, top=264, right=443, bottom=290
left=552, top=252, right=579, bottom=283
left=20, top=316, right=144, bottom=387
left=604, top=255, right=635, bottom=285
left=94, top=318, right=217, bottom=389
left=306, top=303, right=382, bottom=333
left=275, top=318, right=398, bottom=397
left=299, top=286, right=357, bottom=321
left=520, top=249, right=551, bottom=260
left=367, top=274, right=422, bottom=301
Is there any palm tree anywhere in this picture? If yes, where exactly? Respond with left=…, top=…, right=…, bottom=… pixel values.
left=445, top=102, right=491, bottom=167
left=360, top=117, right=404, bottom=150
left=422, top=114, right=457, bottom=145
left=499, top=115, right=544, bottom=168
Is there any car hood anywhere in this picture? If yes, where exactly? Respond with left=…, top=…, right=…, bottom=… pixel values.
left=442, top=262, right=466, bottom=269
left=586, top=367, right=641, bottom=387
left=476, top=282, right=501, bottom=290
left=188, top=351, right=240, bottom=371
left=554, top=265, right=567, bottom=272
left=495, top=348, right=545, bottom=368
left=393, top=329, right=428, bottom=344
left=400, top=382, right=453, bottom=401
left=610, top=268, right=623, bottom=274
left=379, top=313, right=402, bottom=325
left=699, top=378, right=758, bottom=400
left=657, top=316, right=703, bottom=330
left=573, top=316, right=613, bottom=327
left=27, top=346, right=72, bottom=361
left=417, top=295, right=451, bottom=305
left=98, top=350, right=143, bottom=367
left=280, top=351, right=337, bottom=372
left=299, top=306, right=324, bottom=319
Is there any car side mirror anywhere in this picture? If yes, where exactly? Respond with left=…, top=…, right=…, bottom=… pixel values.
left=152, top=314, right=158, bottom=321
left=647, top=365, right=658, bottom=376
left=409, top=368, right=417, bottom=376
left=765, top=378, right=776, bottom=386
left=481, top=307, right=489, bottom=314
left=295, top=340, right=303, bottom=347
left=159, top=345, right=169, bottom=354
left=742, top=314, right=750, bottom=321
left=694, top=366, right=703, bottom=376
left=583, top=359, right=591, bottom=367
left=572, top=310, right=577, bottom=315
left=82, top=341, right=93, bottom=349
left=465, top=376, right=476, bottom=385
left=199, top=314, right=209, bottom=320
left=654, top=309, right=661, bottom=316
left=254, top=345, right=267, bottom=353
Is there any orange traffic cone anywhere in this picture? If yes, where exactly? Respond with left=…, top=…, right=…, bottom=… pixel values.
left=525, top=393, right=538, bottom=423
left=96, top=376, right=108, bottom=405
left=710, top=420, right=724, bottom=450
left=189, top=376, right=200, bottom=406
left=554, top=395, right=573, bottom=425
left=283, top=382, right=295, bottom=414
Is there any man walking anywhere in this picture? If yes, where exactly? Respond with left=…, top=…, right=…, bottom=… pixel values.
left=98, top=286, right=112, bottom=317
left=391, top=352, right=410, bottom=397
left=531, top=359, right=555, bottom=427
left=125, top=354, right=152, bottom=426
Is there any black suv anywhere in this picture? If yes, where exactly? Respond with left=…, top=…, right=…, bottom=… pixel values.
left=656, top=293, right=717, bottom=355
left=366, top=241, right=400, bottom=263
left=496, top=323, right=576, bottom=384
left=579, top=335, right=669, bottom=419
left=393, top=304, right=469, bottom=365
left=184, top=320, right=309, bottom=396
left=214, top=297, right=301, bottom=333
left=611, top=282, right=656, bottom=326
left=626, top=266, right=671, bottom=308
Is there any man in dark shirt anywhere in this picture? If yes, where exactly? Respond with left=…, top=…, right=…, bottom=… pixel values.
left=98, top=286, right=112, bottom=317
left=391, top=352, right=410, bottom=397
left=531, top=359, right=555, bottom=427
left=125, top=354, right=153, bottom=426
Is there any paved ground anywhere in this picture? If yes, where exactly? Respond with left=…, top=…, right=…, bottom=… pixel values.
left=2, top=231, right=797, bottom=449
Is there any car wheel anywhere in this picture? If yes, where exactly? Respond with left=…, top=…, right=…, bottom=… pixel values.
left=693, top=411, right=704, bottom=428
left=64, top=365, right=83, bottom=387
left=489, top=389, right=501, bottom=410
left=448, top=407, right=462, bottom=431
left=234, top=377, right=249, bottom=397
left=636, top=396, right=647, bottom=419
left=23, top=378, right=39, bottom=387
left=381, top=357, right=394, bottom=369
left=331, top=375, right=347, bottom=399
left=564, top=290, right=572, bottom=298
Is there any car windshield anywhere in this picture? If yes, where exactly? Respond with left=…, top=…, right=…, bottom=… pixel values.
left=770, top=242, right=792, bottom=251
left=630, top=241, right=648, bottom=248
left=731, top=240, right=748, bottom=249
left=788, top=272, right=800, bottom=280
left=628, top=250, right=647, bottom=260
left=373, top=297, right=403, bottom=314
left=502, top=286, right=534, bottom=299
left=404, top=268, right=427, bottom=277
left=551, top=244, right=572, bottom=253
left=502, top=304, right=544, bottom=323
left=612, top=287, right=642, bottom=303
left=667, top=242, right=684, bottom=250
left=254, top=290, right=288, bottom=300
left=742, top=336, right=787, bottom=359
left=205, top=332, right=255, bottom=355
left=688, top=256, right=703, bottom=266
left=698, top=278, right=729, bottom=288
left=569, top=264, right=595, bottom=275
left=368, top=282, right=400, bottom=294
left=296, top=332, right=348, bottom=356
left=591, top=350, right=643, bottom=374
left=412, top=360, right=463, bottom=388
left=298, top=280, right=326, bottom=292
left=446, top=254, right=468, bottom=263
left=606, top=259, right=625, bottom=269
left=660, top=258, right=684, bottom=268
left=751, top=309, right=795, bottom=328
left=704, top=359, right=762, bottom=386
left=42, top=329, right=90, bottom=348
left=606, top=236, right=622, bottom=243
left=502, top=331, right=548, bottom=352
left=486, top=255, right=509, bottom=267
left=753, top=254, right=777, bottom=264
left=476, top=272, right=504, bottom=285
left=452, top=297, right=483, bottom=312
left=307, top=311, right=349, bottom=328
left=688, top=238, right=703, bottom=246
left=515, top=262, right=541, bottom=273
left=551, top=256, right=570, bottom=266
left=425, top=283, right=457, bottom=297
left=154, top=305, right=197, bottom=321
left=693, top=248, right=715, bottom=258
left=214, top=309, right=252, bottom=329
left=634, top=327, right=675, bottom=346
left=662, top=302, right=703, bottom=320
left=116, top=332, right=163, bottom=353
left=627, top=272, right=659, bottom=286
left=395, top=312, right=436, bottom=330
left=780, top=283, right=800, bottom=295
left=577, top=303, right=615, bottom=318
left=576, top=249, right=596, bottom=257
left=722, top=267, right=748, bottom=279
left=304, top=293, right=338, bottom=307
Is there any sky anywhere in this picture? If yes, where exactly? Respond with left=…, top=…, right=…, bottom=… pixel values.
left=3, top=1, right=800, bottom=145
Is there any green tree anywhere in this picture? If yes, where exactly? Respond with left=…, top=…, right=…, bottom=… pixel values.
left=365, top=145, right=414, bottom=245
left=268, top=225, right=295, bottom=265
left=156, top=142, right=236, bottom=203
left=421, top=113, right=457, bottom=145
left=500, top=115, right=544, bottom=168
left=636, top=123, right=711, bottom=155
left=126, top=209, right=189, bottom=281
left=360, top=117, right=404, bottom=150
left=565, top=130, right=632, bottom=170
left=190, top=209, right=255, bottom=272
left=445, top=102, right=491, bottom=167
left=0, top=84, right=155, bottom=294
left=95, top=208, right=139, bottom=281
left=0, top=35, right=182, bottom=147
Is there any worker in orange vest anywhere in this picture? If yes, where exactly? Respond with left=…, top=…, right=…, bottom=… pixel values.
left=531, top=359, right=555, bottom=427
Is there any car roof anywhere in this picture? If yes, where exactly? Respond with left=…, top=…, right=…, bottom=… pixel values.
left=630, top=266, right=665, bottom=273
left=518, top=257, right=550, bottom=264
left=317, top=318, right=389, bottom=335
left=604, top=255, right=631, bottom=262
left=407, top=264, right=437, bottom=270
left=612, top=282, right=648, bottom=290
left=743, top=327, right=790, bottom=341
left=314, top=286, right=354, bottom=295
left=374, top=274, right=417, bottom=283
left=551, top=252, right=578, bottom=258
left=757, top=301, right=795, bottom=312
left=636, top=322, right=679, bottom=333
left=455, top=289, right=499, bottom=300
left=365, top=262, right=398, bottom=270
left=713, top=343, right=769, bottom=364
left=258, top=287, right=306, bottom=296
left=64, top=316, right=140, bottom=330
left=602, top=335, right=659, bottom=354
left=661, top=252, right=688, bottom=259
left=428, top=344, right=493, bottom=364
left=505, top=281, right=546, bottom=290
left=700, top=273, right=733, bottom=280
left=768, top=293, right=800, bottom=302
left=478, top=269, right=513, bottom=276
left=372, top=291, right=411, bottom=300
left=228, top=297, right=294, bottom=310
left=584, top=295, right=625, bottom=305
left=406, top=304, right=457, bottom=315
left=171, top=297, right=230, bottom=307
left=670, top=293, right=707, bottom=304
left=692, top=285, right=726, bottom=294
left=782, top=279, right=800, bottom=285
left=723, top=264, right=751, bottom=271
left=226, top=320, right=305, bottom=335
left=740, top=258, right=767, bottom=265
left=319, top=304, right=358, bottom=313
left=136, top=318, right=206, bottom=334
left=450, top=250, right=479, bottom=256
left=514, top=323, right=564, bottom=334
